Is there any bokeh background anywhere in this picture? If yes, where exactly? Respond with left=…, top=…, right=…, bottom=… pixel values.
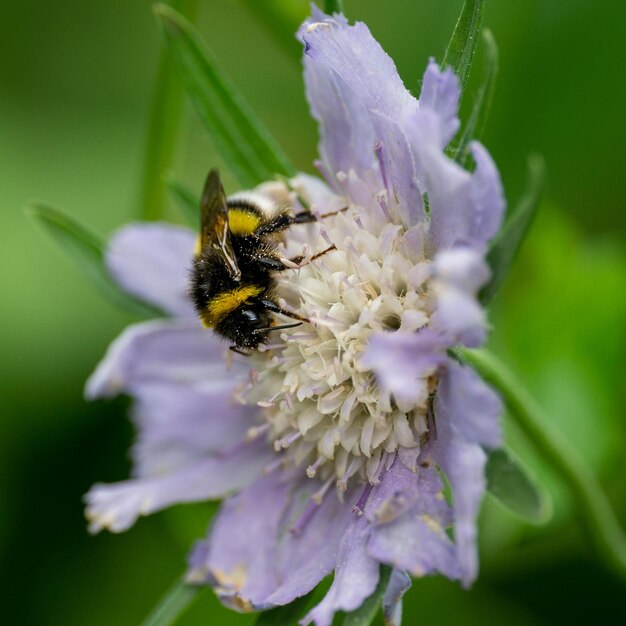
left=1, top=0, right=625, bottom=624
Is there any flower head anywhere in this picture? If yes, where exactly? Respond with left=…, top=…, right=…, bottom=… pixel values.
left=86, top=9, right=504, bottom=625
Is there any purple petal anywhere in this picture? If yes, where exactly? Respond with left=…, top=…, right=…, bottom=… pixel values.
left=84, top=439, right=271, bottom=534
left=106, top=223, right=196, bottom=317
left=131, top=381, right=257, bottom=478
left=431, top=247, right=490, bottom=347
left=368, top=463, right=460, bottom=580
left=299, top=12, right=424, bottom=226
left=365, top=456, right=420, bottom=525
left=382, top=569, right=412, bottom=626
left=197, top=474, right=356, bottom=610
left=434, top=422, right=486, bottom=587
left=85, top=319, right=231, bottom=399
left=302, top=517, right=380, bottom=626
left=466, top=142, right=506, bottom=245
left=419, top=60, right=461, bottom=148
left=361, top=328, right=448, bottom=411
left=406, top=66, right=505, bottom=254
left=437, top=360, right=502, bottom=448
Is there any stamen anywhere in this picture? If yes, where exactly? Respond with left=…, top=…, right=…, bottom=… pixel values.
left=352, top=482, right=374, bottom=516
left=283, top=392, right=293, bottom=411
left=312, top=477, right=334, bottom=504
left=374, top=141, right=391, bottom=197
left=314, top=159, right=341, bottom=194
left=306, top=456, right=324, bottom=478
left=246, top=423, right=270, bottom=441
left=289, top=500, right=319, bottom=536
left=376, top=192, right=393, bottom=222
left=263, top=456, right=286, bottom=475
left=274, top=431, right=302, bottom=451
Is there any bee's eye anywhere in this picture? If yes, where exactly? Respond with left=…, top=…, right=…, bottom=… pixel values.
left=241, top=308, right=266, bottom=329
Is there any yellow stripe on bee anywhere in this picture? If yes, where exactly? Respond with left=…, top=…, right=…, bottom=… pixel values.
left=193, top=236, right=202, bottom=256
left=228, top=208, right=261, bottom=236
left=202, top=285, right=264, bottom=327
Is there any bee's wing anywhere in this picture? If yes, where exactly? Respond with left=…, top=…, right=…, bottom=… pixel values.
left=200, top=169, right=241, bottom=281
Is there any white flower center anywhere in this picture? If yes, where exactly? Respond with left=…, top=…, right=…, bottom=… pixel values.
left=238, top=185, right=437, bottom=488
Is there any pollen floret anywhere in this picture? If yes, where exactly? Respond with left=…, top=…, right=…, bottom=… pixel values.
left=243, top=199, right=435, bottom=487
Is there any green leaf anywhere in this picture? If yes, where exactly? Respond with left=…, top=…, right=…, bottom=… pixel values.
left=442, top=0, right=485, bottom=99
left=486, top=448, right=551, bottom=523
left=164, top=173, right=200, bottom=226
left=141, top=578, right=205, bottom=626
left=456, top=347, right=626, bottom=580
left=140, top=0, right=200, bottom=221
left=254, top=588, right=317, bottom=626
left=154, top=4, right=297, bottom=189
left=342, top=565, right=392, bottom=626
left=480, top=155, right=546, bottom=304
left=451, top=28, right=499, bottom=163
left=28, top=203, right=163, bottom=319
left=324, top=0, right=345, bottom=15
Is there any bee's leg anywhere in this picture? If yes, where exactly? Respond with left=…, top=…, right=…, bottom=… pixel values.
left=285, top=243, right=337, bottom=269
left=318, top=206, right=348, bottom=219
left=259, top=299, right=309, bottom=323
left=229, top=346, right=252, bottom=356
left=263, top=322, right=303, bottom=333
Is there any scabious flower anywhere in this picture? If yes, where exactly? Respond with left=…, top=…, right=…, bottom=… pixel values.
left=85, top=8, right=504, bottom=625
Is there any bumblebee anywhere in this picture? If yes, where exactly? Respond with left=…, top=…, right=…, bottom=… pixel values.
left=190, top=169, right=334, bottom=353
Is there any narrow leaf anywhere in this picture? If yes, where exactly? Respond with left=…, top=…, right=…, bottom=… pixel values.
left=486, top=448, right=551, bottom=523
left=140, top=0, right=200, bottom=221
left=480, top=154, right=546, bottom=304
left=342, top=565, right=392, bottom=626
left=324, top=0, right=345, bottom=15
left=165, top=173, right=200, bottom=225
left=442, top=0, right=485, bottom=98
left=254, top=588, right=317, bottom=626
left=451, top=28, right=499, bottom=163
left=141, top=578, right=205, bottom=626
left=154, top=4, right=297, bottom=189
left=28, top=203, right=163, bottom=319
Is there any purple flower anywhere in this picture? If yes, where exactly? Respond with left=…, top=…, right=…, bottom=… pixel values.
left=85, top=9, right=504, bottom=625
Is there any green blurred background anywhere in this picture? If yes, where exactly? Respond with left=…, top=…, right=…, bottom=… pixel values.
left=1, top=0, right=625, bottom=624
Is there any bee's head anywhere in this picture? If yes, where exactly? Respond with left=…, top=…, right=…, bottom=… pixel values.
left=231, top=305, right=272, bottom=348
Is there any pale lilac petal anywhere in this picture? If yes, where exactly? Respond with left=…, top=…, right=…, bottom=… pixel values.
left=131, top=381, right=257, bottom=478
left=433, top=360, right=501, bottom=586
left=434, top=423, right=486, bottom=587
left=264, top=485, right=356, bottom=606
left=195, top=474, right=356, bottom=610
left=466, top=142, right=506, bottom=245
left=406, top=65, right=505, bottom=254
left=85, top=319, right=231, bottom=399
left=85, top=439, right=271, bottom=534
left=438, top=360, right=502, bottom=448
left=299, top=12, right=425, bottom=226
left=431, top=248, right=491, bottom=347
left=419, top=60, right=460, bottom=148
left=302, top=517, right=380, bottom=626
left=365, top=456, right=419, bottom=525
left=368, top=463, right=460, bottom=580
left=107, top=223, right=196, bottom=317
left=361, top=328, right=448, bottom=410
left=382, top=569, right=412, bottom=626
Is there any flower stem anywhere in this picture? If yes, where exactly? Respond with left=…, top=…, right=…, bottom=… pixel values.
left=141, top=577, right=205, bottom=626
left=140, top=0, right=199, bottom=221
left=457, top=347, right=626, bottom=581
